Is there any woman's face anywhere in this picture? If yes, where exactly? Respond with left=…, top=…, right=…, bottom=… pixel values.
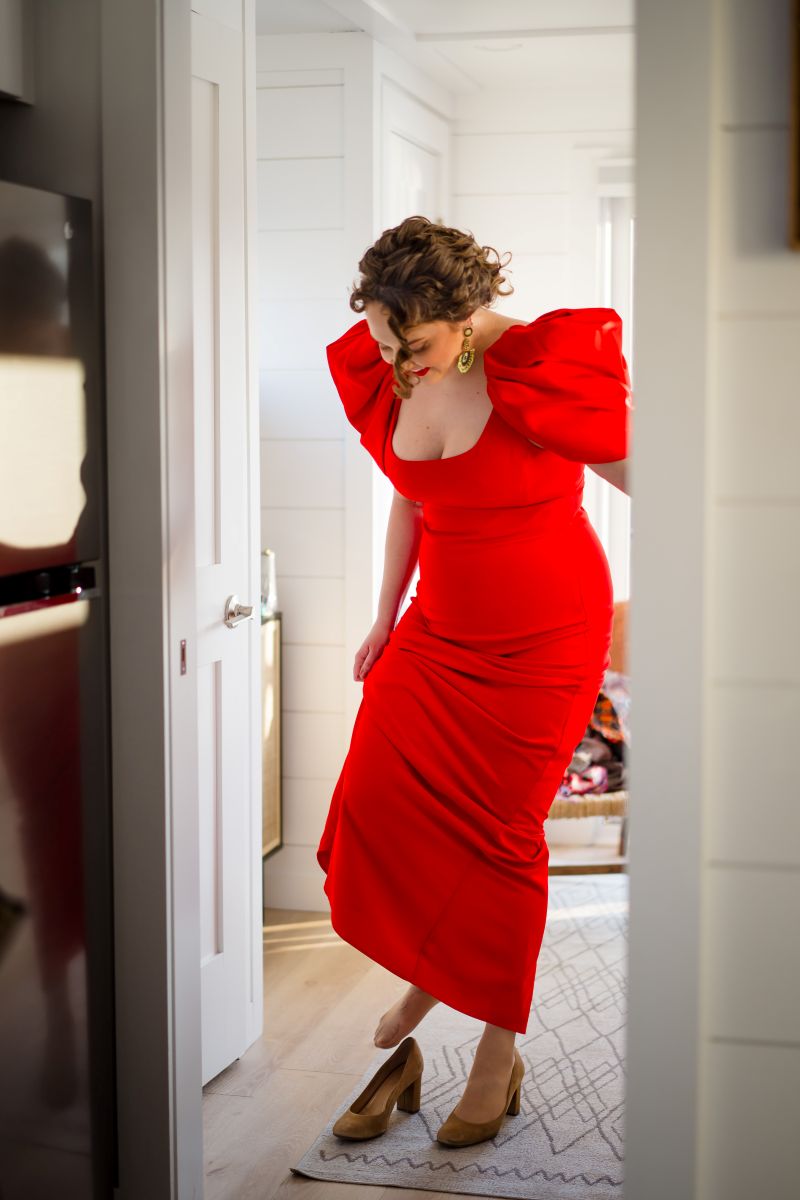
left=363, top=302, right=469, bottom=384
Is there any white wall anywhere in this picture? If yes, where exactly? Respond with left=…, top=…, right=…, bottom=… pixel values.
left=451, top=84, right=633, bottom=314
left=451, top=82, right=634, bottom=598
left=258, top=31, right=636, bottom=911
left=256, top=33, right=370, bottom=911
left=256, top=31, right=457, bottom=913
left=700, top=0, right=800, bottom=1193
left=371, top=43, right=453, bottom=623
left=627, top=1, right=800, bottom=1196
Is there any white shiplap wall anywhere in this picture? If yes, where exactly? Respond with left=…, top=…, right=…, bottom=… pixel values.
left=258, top=35, right=636, bottom=909
left=627, top=1, right=800, bottom=1195
left=451, top=84, right=634, bottom=599
left=700, top=0, right=800, bottom=1193
left=256, top=33, right=376, bottom=911
left=258, top=30, right=461, bottom=913
left=451, top=85, right=633, bottom=311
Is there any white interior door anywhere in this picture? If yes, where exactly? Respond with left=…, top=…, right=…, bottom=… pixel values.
left=191, top=1, right=262, bottom=1086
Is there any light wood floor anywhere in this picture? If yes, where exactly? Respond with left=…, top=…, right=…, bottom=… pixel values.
left=203, top=825, right=626, bottom=1198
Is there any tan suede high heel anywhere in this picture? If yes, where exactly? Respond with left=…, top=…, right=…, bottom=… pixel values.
left=331, top=1035, right=424, bottom=1141
left=436, top=1046, right=524, bottom=1147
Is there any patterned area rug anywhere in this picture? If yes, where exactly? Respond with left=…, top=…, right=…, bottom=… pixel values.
left=291, top=872, right=627, bottom=1198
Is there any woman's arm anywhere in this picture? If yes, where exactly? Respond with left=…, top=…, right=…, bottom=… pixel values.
left=587, top=458, right=630, bottom=496
left=526, top=434, right=630, bottom=498
left=376, top=490, right=424, bottom=627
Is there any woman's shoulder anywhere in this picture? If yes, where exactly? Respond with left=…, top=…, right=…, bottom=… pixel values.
left=484, top=306, right=625, bottom=365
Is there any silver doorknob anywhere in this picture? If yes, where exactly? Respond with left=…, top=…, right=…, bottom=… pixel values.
left=224, top=594, right=254, bottom=629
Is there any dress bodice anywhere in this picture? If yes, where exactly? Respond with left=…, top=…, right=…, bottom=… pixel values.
left=325, top=307, right=632, bottom=509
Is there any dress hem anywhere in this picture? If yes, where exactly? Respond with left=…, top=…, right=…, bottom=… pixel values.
left=323, top=879, right=531, bottom=1036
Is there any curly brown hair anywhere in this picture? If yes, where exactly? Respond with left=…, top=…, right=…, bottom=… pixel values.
left=348, top=215, right=514, bottom=399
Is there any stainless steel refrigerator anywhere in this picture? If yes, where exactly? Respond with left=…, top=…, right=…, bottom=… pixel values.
left=0, top=180, right=115, bottom=1197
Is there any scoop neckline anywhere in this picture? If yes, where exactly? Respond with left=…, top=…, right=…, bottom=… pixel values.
left=388, top=402, right=498, bottom=465
left=371, top=316, right=534, bottom=465
left=385, top=317, right=532, bottom=465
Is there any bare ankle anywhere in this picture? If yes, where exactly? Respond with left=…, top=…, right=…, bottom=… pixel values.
left=407, top=984, right=437, bottom=1004
left=477, top=1027, right=516, bottom=1058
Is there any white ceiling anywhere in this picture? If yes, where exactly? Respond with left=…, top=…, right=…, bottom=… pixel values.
left=255, top=0, right=360, bottom=35
left=255, top=0, right=634, bottom=93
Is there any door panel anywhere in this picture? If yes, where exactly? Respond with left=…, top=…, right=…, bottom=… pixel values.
left=191, top=4, right=261, bottom=1087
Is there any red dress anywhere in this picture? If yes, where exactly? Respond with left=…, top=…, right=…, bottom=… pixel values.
left=316, top=307, right=631, bottom=1034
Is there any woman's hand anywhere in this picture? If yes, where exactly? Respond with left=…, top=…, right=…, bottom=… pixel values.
left=353, top=616, right=394, bottom=681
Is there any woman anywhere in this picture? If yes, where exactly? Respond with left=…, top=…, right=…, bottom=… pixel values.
left=316, top=215, right=631, bottom=1146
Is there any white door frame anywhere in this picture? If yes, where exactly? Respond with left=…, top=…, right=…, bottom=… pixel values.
left=102, top=1, right=202, bottom=1196
left=101, top=1, right=711, bottom=1195
left=625, top=1, right=712, bottom=1196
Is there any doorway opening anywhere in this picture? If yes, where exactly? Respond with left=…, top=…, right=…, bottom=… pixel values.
left=206, top=2, right=635, bottom=1194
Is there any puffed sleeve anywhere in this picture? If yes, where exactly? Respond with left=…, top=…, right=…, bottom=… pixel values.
left=326, top=318, right=393, bottom=443
left=484, top=307, right=632, bottom=463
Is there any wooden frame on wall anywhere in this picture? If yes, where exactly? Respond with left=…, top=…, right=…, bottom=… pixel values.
left=261, top=610, right=283, bottom=859
left=791, top=0, right=800, bottom=248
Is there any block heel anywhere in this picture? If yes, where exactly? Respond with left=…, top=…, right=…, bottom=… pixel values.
left=397, top=1072, right=422, bottom=1113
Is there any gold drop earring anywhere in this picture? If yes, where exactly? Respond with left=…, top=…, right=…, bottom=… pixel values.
left=456, top=324, right=475, bottom=374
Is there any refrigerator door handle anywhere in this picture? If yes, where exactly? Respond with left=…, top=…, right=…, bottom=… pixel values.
left=0, top=562, right=99, bottom=619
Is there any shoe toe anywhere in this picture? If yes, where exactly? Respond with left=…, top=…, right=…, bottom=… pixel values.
left=435, top=1115, right=455, bottom=1142
left=436, top=1113, right=488, bottom=1147
left=332, top=1109, right=383, bottom=1140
